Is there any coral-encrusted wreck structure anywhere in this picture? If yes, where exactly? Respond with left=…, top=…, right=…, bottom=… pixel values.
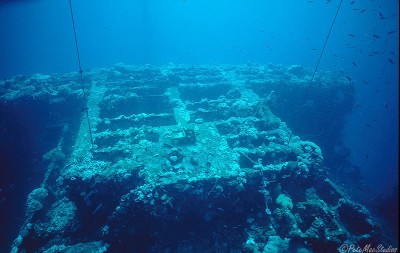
left=1, top=64, right=377, bottom=252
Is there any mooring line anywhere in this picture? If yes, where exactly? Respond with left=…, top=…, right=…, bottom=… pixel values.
left=68, top=0, right=93, bottom=145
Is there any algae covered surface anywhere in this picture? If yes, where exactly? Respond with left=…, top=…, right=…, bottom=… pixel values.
left=1, top=63, right=386, bottom=252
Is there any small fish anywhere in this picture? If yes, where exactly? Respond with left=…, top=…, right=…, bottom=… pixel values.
left=365, top=154, right=369, bottom=159
left=350, top=0, right=355, bottom=4
left=372, top=34, right=380, bottom=39
left=352, top=61, right=357, bottom=67
left=366, top=123, right=372, bottom=128
left=346, top=76, right=352, bottom=82
left=379, top=12, right=385, bottom=19
left=363, top=80, right=369, bottom=85
left=360, top=9, right=366, bottom=13
left=333, top=54, right=345, bottom=59
left=311, top=48, right=318, bottom=51
left=353, top=8, right=360, bottom=11
left=386, top=30, right=397, bottom=34
left=368, top=51, right=380, bottom=56
left=388, top=58, right=395, bottom=64
left=384, top=103, right=389, bottom=109
left=348, top=33, right=356, bottom=37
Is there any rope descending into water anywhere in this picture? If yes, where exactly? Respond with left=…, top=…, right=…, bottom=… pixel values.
left=304, top=0, right=343, bottom=101
left=68, top=0, right=94, bottom=146
left=287, top=0, right=343, bottom=146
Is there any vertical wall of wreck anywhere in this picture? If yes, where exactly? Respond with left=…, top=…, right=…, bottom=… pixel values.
left=0, top=74, right=87, bottom=251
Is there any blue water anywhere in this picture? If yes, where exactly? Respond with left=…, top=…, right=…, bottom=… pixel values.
left=0, top=0, right=398, bottom=250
